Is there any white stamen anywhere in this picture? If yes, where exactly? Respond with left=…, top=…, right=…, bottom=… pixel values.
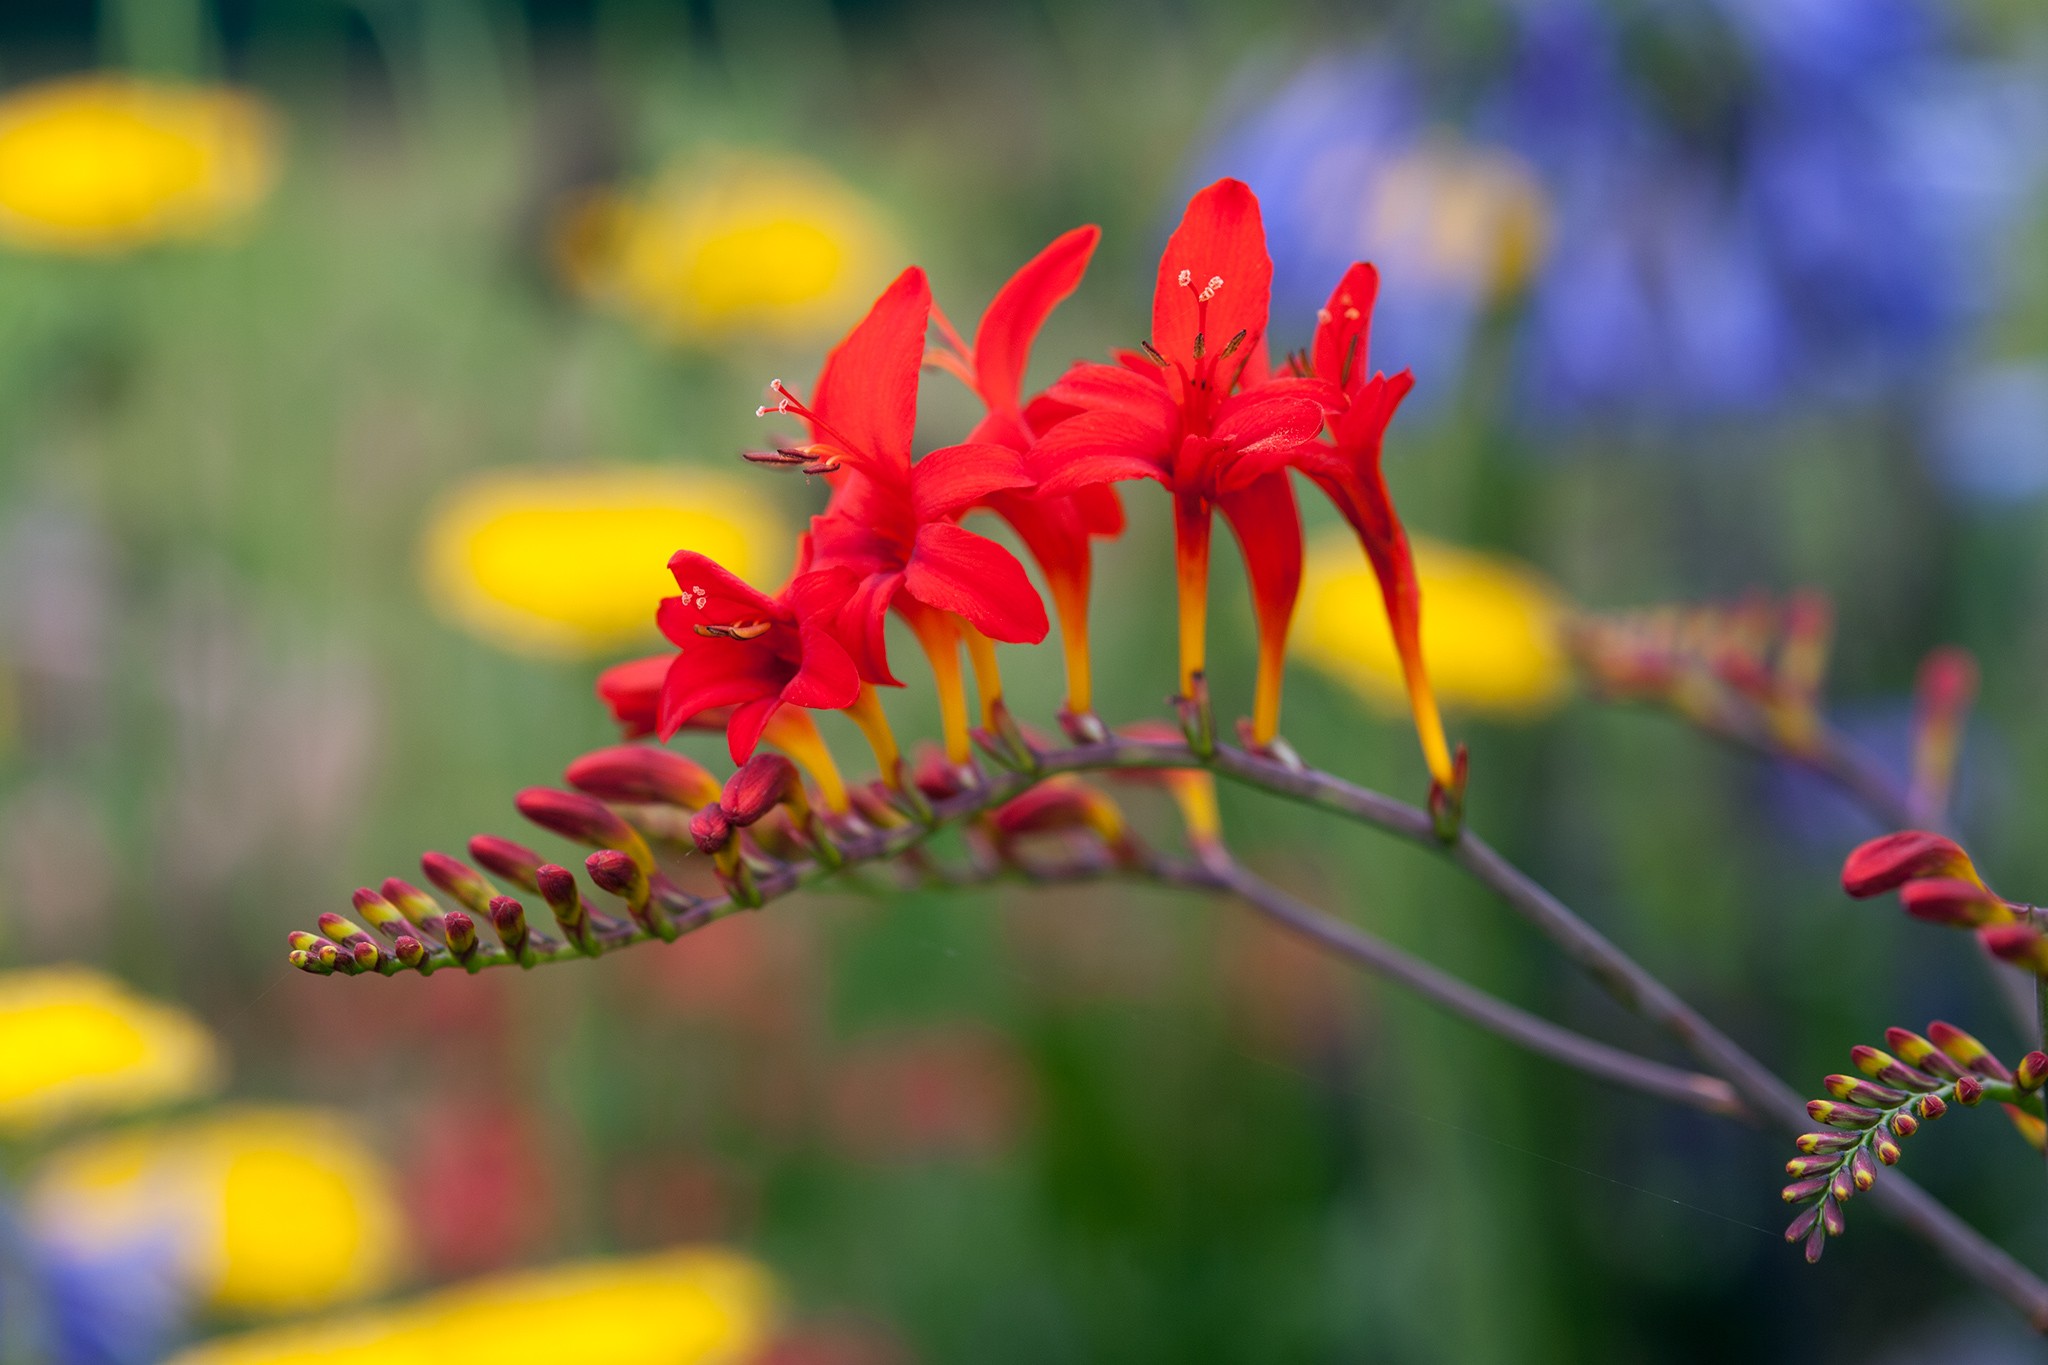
left=1315, top=308, right=1333, bottom=325
left=1343, top=307, right=1361, bottom=321
left=1198, top=275, right=1224, bottom=302
left=1176, top=269, right=1192, bottom=287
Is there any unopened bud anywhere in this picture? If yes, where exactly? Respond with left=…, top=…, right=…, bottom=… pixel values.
left=516, top=788, right=654, bottom=874
left=1901, top=878, right=2010, bottom=928
left=1826, top=1165, right=1855, bottom=1204
left=566, top=745, right=721, bottom=809
left=1914, top=1093, right=1947, bottom=1121
left=1928, top=1020, right=2011, bottom=1080
left=991, top=777, right=1138, bottom=865
left=1848, top=1147, right=1878, bottom=1193
left=350, top=888, right=412, bottom=939
left=381, top=877, right=447, bottom=937
left=289, top=948, right=333, bottom=975
left=1794, top=1131, right=1860, bottom=1155
left=1807, top=1099, right=1881, bottom=1129
left=317, top=913, right=381, bottom=969
left=443, top=910, right=479, bottom=965
left=1824, top=1074, right=1907, bottom=1107
left=535, top=863, right=593, bottom=951
left=287, top=930, right=326, bottom=955
left=2018, top=1052, right=2048, bottom=1092
left=1889, top=1111, right=1919, bottom=1138
left=421, top=851, right=494, bottom=916
left=1848, top=1045, right=1941, bottom=1092
left=469, top=835, right=543, bottom=892
left=1784, top=1204, right=1821, bottom=1244
left=1781, top=1176, right=1830, bottom=1204
left=393, top=935, right=427, bottom=970
left=2009, top=1108, right=2048, bottom=1151
left=1872, top=1132, right=1903, bottom=1165
left=690, top=803, right=733, bottom=855
left=1955, top=1074, right=1984, bottom=1105
left=1884, top=1027, right=1965, bottom=1080
left=722, top=754, right=803, bottom=826
left=1841, top=831, right=1978, bottom=899
left=488, top=895, right=530, bottom=960
left=1784, top=1155, right=1843, bottom=1178
left=1819, top=1197, right=1846, bottom=1238
left=351, top=940, right=381, bottom=971
left=1980, top=923, right=2048, bottom=975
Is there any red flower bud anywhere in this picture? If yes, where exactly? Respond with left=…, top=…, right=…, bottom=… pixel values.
left=443, top=910, right=478, bottom=962
left=1784, top=1204, right=1821, bottom=1243
left=1841, top=831, right=1977, bottom=898
left=1872, top=1132, right=1902, bottom=1165
left=488, top=895, right=529, bottom=958
left=1824, top=1074, right=1906, bottom=1107
left=1955, top=1075, right=1984, bottom=1105
left=1794, top=1131, right=1860, bottom=1154
left=289, top=947, right=332, bottom=975
left=1915, top=1093, right=1947, bottom=1121
left=393, top=935, right=427, bottom=970
left=468, top=835, right=543, bottom=892
left=1782, top=1175, right=1831, bottom=1203
left=566, top=745, right=721, bottom=809
left=514, top=788, right=654, bottom=874
left=349, top=888, right=412, bottom=939
left=721, top=754, right=801, bottom=827
left=380, top=877, right=447, bottom=937
left=1900, top=877, right=2009, bottom=928
left=534, top=863, right=592, bottom=949
left=690, top=804, right=733, bottom=855
left=1928, top=1020, right=2011, bottom=1080
left=2019, top=1052, right=2048, bottom=1092
left=1807, top=1099, right=1881, bottom=1129
left=1884, top=1027, right=1965, bottom=1080
left=1980, top=923, right=2048, bottom=975
left=421, top=851, right=494, bottom=916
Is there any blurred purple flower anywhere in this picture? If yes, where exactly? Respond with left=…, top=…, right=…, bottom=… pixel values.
left=0, top=1201, right=185, bottom=1365
left=1926, top=362, right=2048, bottom=504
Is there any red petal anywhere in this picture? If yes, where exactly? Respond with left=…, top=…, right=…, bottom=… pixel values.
left=910, top=442, right=1035, bottom=523
left=784, top=617, right=862, bottom=710
left=974, top=225, right=1100, bottom=411
left=1029, top=409, right=1171, bottom=497
left=1045, top=362, right=1178, bottom=430
left=1213, top=393, right=1327, bottom=455
left=1311, top=262, right=1382, bottom=390
left=660, top=551, right=786, bottom=640
left=1218, top=471, right=1302, bottom=649
left=1071, top=481, right=1125, bottom=536
left=1151, top=179, right=1273, bottom=373
left=904, top=521, right=1049, bottom=644
left=595, top=654, right=670, bottom=737
left=818, top=567, right=905, bottom=687
left=809, top=267, right=931, bottom=478
left=657, top=640, right=787, bottom=740
left=724, top=696, right=783, bottom=764
left=1332, top=369, right=1416, bottom=450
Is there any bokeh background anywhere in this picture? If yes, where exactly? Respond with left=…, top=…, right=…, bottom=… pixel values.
left=1, top=0, right=2047, bottom=1361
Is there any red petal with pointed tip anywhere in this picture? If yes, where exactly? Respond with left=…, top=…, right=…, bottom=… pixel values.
left=1312, top=262, right=1382, bottom=390
left=911, top=443, right=1035, bottom=523
left=975, top=225, right=1100, bottom=411
left=656, top=640, right=786, bottom=741
left=1045, top=362, right=1179, bottom=430
left=1841, top=831, right=1978, bottom=899
left=596, top=654, right=670, bottom=737
left=904, top=521, right=1048, bottom=643
left=808, top=267, right=931, bottom=479
left=1151, top=179, right=1273, bottom=373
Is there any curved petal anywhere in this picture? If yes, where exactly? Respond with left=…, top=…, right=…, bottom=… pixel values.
left=596, top=653, right=670, bottom=737
left=1312, top=262, right=1382, bottom=391
left=657, top=639, right=787, bottom=740
left=825, top=567, right=906, bottom=687
left=724, top=696, right=784, bottom=764
left=1213, top=393, right=1326, bottom=455
left=663, top=551, right=785, bottom=630
left=975, top=224, right=1100, bottom=411
left=1045, top=362, right=1178, bottom=430
left=1070, top=481, right=1125, bottom=537
left=784, top=616, right=862, bottom=710
left=911, top=443, right=1035, bottom=522
left=809, top=267, right=931, bottom=476
left=1151, top=179, right=1273, bottom=373
left=904, top=521, right=1049, bottom=644
left=1029, top=409, right=1172, bottom=496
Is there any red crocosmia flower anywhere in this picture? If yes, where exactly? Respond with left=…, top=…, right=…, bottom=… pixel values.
left=645, top=543, right=859, bottom=811
left=1285, top=261, right=1453, bottom=791
left=1032, top=179, right=1332, bottom=745
left=763, top=266, right=1050, bottom=765
left=1841, top=830, right=1982, bottom=899
left=595, top=653, right=668, bottom=738
left=928, top=225, right=1125, bottom=723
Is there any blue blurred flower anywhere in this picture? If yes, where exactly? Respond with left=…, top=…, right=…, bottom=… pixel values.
left=0, top=1199, right=186, bottom=1365
left=1927, top=361, right=2048, bottom=504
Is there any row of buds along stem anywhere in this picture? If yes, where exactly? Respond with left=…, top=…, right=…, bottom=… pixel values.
left=286, top=744, right=763, bottom=975
left=1840, top=831, right=2048, bottom=976
left=1784, top=1022, right=2048, bottom=1263
left=1568, top=590, right=1835, bottom=754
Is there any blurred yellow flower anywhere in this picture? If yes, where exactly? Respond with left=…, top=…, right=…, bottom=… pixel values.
left=168, top=1248, right=777, bottom=1365
left=1296, top=533, right=1571, bottom=717
left=556, top=150, right=897, bottom=342
left=0, top=74, right=276, bottom=253
left=422, top=466, right=787, bottom=658
left=29, top=1106, right=406, bottom=1315
left=0, top=967, right=219, bottom=1133
left=1367, top=139, right=1550, bottom=300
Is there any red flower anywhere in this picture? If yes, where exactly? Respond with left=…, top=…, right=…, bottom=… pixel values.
left=595, top=653, right=668, bottom=738
left=1032, top=179, right=1331, bottom=743
left=1286, top=262, right=1454, bottom=791
left=765, top=267, right=1050, bottom=762
left=652, top=544, right=858, bottom=759
left=929, top=225, right=1125, bottom=721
